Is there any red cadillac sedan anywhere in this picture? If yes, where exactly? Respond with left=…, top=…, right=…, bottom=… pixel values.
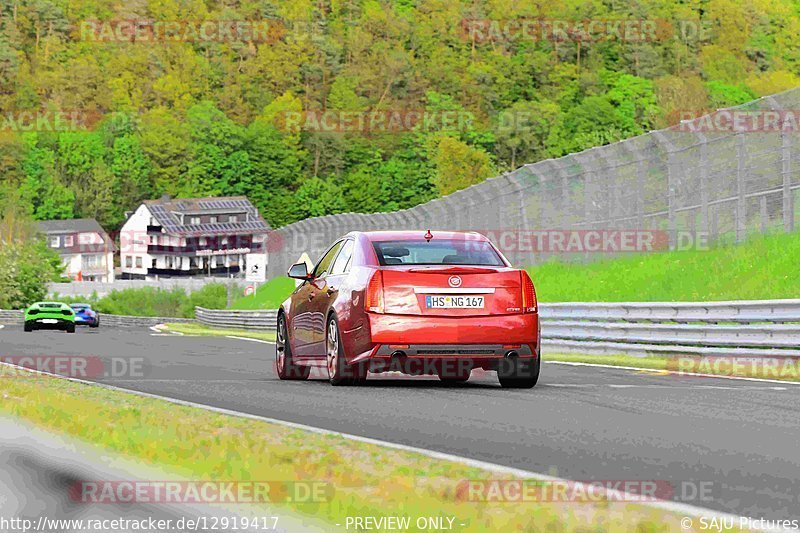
left=276, top=231, right=540, bottom=388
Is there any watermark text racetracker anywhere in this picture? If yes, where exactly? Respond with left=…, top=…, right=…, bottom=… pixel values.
left=282, top=229, right=710, bottom=256
left=0, top=356, right=147, bottom=379
left=78, top=19, right=285, bottom=44
left=459, top=18, right=714, bottom=44
left=669, top=357, right=800, bottom=380
left=71, top=480, right=332, bottom=504
left=458, top=479, right=716, bottom=503
left=671, top=109, right=800, bottom=133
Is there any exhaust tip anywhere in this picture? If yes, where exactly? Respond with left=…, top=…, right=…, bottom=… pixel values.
left=391, top=350, right=407, bottom=358
left=505, top=350, right=519, bottom=359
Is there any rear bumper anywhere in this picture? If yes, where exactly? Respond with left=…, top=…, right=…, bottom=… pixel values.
left=26, top=318, right=73, bottom=329
left=367, top=312, right=538, bottom=345
left=373, top=343, right=535, bottom=358
left=351, top=312, right=539, bottom=371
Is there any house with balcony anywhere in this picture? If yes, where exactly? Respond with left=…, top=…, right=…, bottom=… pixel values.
left=38, top=219, right=116, bottom=282
left=119, top=195, right=270, bottom=279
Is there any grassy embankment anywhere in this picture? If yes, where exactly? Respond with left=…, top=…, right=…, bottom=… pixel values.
left=529, top=231, right=800, bottom=302
left=0, top=365, right=693, bottom=531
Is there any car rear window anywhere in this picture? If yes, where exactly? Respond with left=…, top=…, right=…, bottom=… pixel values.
left=372, top=240, right=504, bottom=266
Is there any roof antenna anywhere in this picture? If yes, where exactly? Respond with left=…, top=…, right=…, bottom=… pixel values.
left=424, top=229, right=433, bottom=242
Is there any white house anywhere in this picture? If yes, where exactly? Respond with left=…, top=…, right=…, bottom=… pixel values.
left=38, top=219, right=116, bottom=282
left=119, top=195, right=270, bottom=280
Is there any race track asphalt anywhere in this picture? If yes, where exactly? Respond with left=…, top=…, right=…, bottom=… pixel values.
left=1, top=325, right=798, bottom=521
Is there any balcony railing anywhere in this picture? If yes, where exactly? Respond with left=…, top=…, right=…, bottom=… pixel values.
left=147, top=242, right=263, bottom=255
left=147, top=266, right=242, bottom=277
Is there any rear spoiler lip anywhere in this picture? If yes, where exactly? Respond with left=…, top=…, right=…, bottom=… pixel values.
left=400, top=266, right=511, bottom=274
left=413, top=288, right=497, bottom=294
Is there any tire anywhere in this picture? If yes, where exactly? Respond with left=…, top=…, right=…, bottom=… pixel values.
left=90, top=319, right=99, bottom=328
left=326, top=316, right=366, bottom=386
left=66, top=323, right=76, bottom=334
left=498, top=356, right=540, bottom=389
left=24, top=321, right=33, bottom=332
left=276, top=314, right=310, bottom=380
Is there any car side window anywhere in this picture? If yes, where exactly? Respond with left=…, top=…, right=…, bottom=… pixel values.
left=313, top=241, right=344, bottom=278
left=330, top=239, right=354, bottom=276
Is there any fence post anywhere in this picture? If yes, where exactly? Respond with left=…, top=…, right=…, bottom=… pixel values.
left=767, top=94, right=794, bottom=234
left=653, top=131, right=677, bottom=249
left=635, top=152, right=645, bottom=229
left=736, top=134, right=747, bottom=243
left=696, top=133, right=710, bottom=238
left=782, top=130, right=794, bottom=233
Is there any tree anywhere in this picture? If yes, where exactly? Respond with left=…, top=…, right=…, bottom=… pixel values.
left=432, top=136, right=495, bottom=196
left=293, top=177, right=346, bottom=219
left=19, top=135, right=75, bottom=220
left=0, top=195, right=63, bottom=308
left=185, top=101, right=252, bottom=197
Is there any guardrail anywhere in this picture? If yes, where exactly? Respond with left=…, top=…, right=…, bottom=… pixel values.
left=195, top=307, right=278, bottom=330
left=539, top=300, right=800, bottom=358
left=10, top=302, right=797, bottom=357
left=0, top=310, right=193, bottom=328
left=195, top=301, right=800, bottom=357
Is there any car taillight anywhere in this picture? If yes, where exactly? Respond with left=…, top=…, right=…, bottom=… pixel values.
left=28, top=309, right=39, bottom=315
left=521, top=271, right=537, bottom=313
left=62, top=310, right=73, bottom=316
left=366, top=270, right=384, bottom=313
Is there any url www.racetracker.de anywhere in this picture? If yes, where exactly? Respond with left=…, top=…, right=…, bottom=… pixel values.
left=0, top=516, right=281, bottom=532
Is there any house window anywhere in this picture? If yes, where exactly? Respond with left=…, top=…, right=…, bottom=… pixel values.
left=166, top=256, right=173, bottom=268
left=125, top=256, right=133, bottom=268
left=199, top=237, right=207, bottom=246
left=210, top=216, right=218, bottom=223
left=230, top=215, right=238, bottom=223
left=190, top=217, right=200, bottom=225
left=50, top=236, right=60, bottom=248
left=135, top=256, right=143, bottom=268
left=82, top=255, right=99, bottom=270
left=64, top=235, right=74, bottom=247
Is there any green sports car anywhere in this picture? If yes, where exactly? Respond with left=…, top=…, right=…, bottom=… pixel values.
left=24, top=302, right=76, bottom=333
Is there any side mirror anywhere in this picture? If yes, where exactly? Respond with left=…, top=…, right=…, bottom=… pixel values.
left=287, top=262, right=311, bottom=280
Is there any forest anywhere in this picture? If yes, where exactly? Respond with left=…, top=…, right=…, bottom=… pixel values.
left=1, top=0, right=799, bottom=230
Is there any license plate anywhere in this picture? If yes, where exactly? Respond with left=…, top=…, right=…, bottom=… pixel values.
left=40, top=319, right=58, bottom=324
left=425, top=295, right=484, bottom=309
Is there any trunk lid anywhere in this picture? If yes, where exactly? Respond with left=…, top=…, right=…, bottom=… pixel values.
left=380, top=265, right=523, bottom=316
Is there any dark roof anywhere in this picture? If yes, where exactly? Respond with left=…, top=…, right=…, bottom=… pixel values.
left=37, top=218, right=116, bottom=254
left=38, top=218, right=105, bottom=234
left=143, top=196, right=271, bottom=236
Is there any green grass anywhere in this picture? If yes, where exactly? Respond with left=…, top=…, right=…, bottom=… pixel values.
left=52, top=284, right=229, bottom=318
left=0, top=366, right=693, bottom=532
left=529, top=231, right=800, bottom=302
left=161, top=322, right=277, bottom=342
left=230, top=277, right=296, bottom=310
